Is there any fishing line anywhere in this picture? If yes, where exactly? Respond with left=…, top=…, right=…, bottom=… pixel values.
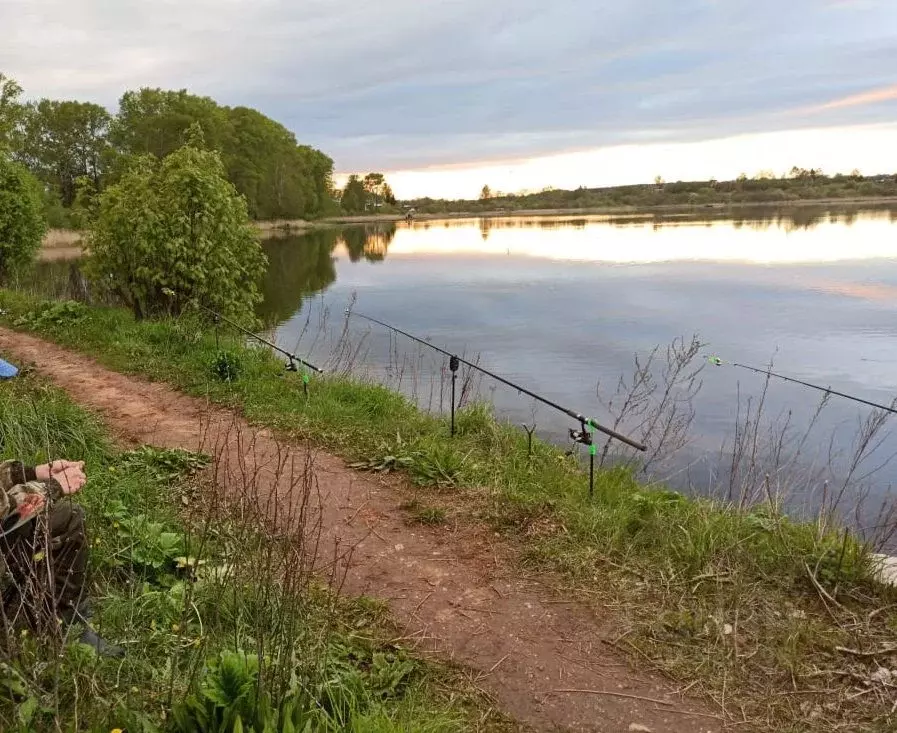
left=190, top=300, right=324, bottom=375
left=707, top=356, right=897, bottom=415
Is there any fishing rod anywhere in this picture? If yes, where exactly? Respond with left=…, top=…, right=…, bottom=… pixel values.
left=190, top=301, right=323, bottom=394
left=708, top=356, right=897, bottom=415
left=346, top=309, right=646, bottom=497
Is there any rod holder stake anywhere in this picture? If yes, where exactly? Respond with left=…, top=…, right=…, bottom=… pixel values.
left=449, top=354, right=460, bottom=437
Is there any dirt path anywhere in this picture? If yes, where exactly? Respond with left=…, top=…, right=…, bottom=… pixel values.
left=0, top=327, right=723, bottom=732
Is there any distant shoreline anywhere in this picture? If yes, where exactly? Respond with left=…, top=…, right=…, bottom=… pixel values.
left=38, top=195, right=897, bottom=260
left=321, top=195, right=897, bottom=224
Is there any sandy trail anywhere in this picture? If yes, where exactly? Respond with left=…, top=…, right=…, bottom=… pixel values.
left=0, top=326, right=723, bottom=732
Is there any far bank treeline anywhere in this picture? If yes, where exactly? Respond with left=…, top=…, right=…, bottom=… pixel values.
left=409, top=169, right=897, bottom=215
left=0, top=73, right=346, bottom=225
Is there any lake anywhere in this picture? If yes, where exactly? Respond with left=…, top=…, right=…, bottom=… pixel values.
left=33, top=206, right=897, bottom=540
left=260, top=207, right=897, bottom=535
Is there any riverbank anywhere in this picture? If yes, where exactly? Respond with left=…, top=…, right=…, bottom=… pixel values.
left=2, top=290, right=896, bottom=731
left=324, top=195, right=897, bottom=224
left=39, top=218, right=321, bottom=258
left=0, top=371, right=503, bottom=732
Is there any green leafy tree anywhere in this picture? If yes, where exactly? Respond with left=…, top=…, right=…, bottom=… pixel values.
left=0, top=73, right=25, bottom=153
left=296, top=144, right=337, bottom=215
left=19, top=99, right=111, bottom=205
left=109, top=88, right=233, bottom=160
left=86, top=131, right=266, bottom=321
left=226, top=106, right=314, bottom=219
left=340, top=174, right=366, bottom=213
left=363, top=172, right=385, bottom=208
left=480, top=185, right=492, bottom=200
left=340, top=172, right=394, bottom=213
left=0, top=157, right=46, bottom=283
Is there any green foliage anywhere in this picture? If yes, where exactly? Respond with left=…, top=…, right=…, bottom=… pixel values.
left=3, top=78, right=335, bottom=223
left=17, top=99, right=111, bottom=207
left=108, top=88, right=335, bottom=220
left=0, top=73, right=25, bottom=153
left=172, top=646, right=421, bottom=733
left=86, top=140, right=266, bottom=321
left=118, top=445, right=210, bottom=482
left=212, top=350, right=243, bottom=382
left=105, top=502, right=184, bottom=576
left=340, top=173, right=396, bottom=214
left=110, top=88, right=233, bottom=160
left=351, top=436, right=467, bottom=488
left=0, top=157, right=46, bottom=283
left=341, top=174, right=367, bottom=214
left=13, top=299, right=86, bottom=330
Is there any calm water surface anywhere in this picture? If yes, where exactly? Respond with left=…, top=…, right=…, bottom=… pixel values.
left=260, top=209, right=897, bottom=526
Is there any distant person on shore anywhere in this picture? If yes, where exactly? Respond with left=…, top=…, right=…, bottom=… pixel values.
left=0, top=459, right=123, bottom=657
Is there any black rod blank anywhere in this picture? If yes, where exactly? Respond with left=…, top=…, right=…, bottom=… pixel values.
left=196, top=303, right=323, bottom=373
left=347, top=309, right=646, bottom=451
left=731, top=362, right=897, bottom=416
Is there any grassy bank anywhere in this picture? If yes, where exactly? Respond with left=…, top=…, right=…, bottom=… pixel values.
left=2, top=293, right=897, bottom=731
left=0, top=371, right=508, bottom=732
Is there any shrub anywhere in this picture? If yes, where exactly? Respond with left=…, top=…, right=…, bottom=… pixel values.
left=85, top=127, right=266, bottom=322
left=0, top=157, right=46, bottom=283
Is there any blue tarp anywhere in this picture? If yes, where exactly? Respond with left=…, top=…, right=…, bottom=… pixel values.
left=0, top=358, right=18, bottom=379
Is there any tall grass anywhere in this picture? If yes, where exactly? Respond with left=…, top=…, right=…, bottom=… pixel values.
left=3, top=291, right=897, bottom=730
left=0, top=374, right=506, bottom=732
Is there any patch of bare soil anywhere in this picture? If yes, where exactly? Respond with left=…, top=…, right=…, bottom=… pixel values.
left=0, top=326, right=724, bottom=732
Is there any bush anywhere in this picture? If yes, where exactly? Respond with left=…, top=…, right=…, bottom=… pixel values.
left=13, top=300, right=87, bottom=330
left=0, top=157, right=46, bottom=283
left=86, top=128, right=266, bottom=322
left=211, top=349, right=243, bottom=382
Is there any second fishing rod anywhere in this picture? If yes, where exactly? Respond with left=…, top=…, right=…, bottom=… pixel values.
left=346, top=309, right=647, bottom=497
left=193, top=302, right=323, bottom=396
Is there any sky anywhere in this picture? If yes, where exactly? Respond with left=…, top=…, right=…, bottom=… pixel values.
left=3, top=0, right=897, bottom=199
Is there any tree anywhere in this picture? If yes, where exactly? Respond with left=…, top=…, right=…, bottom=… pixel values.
left=227, top=106, right=322, bottom=220
left=362, top=172, right=393, bottom=209
left=654, top=175, right=664, bottom=188
left=0, top=73, right=25, bottom=153
left=109, top=88, right=232, bottom=160
left=86, top=131, right=266, bottom=321
left=340, top=174, right=367, bottom=213
left=480, top=184, right=492, bottom=200
left=0, top=157, right=46, bottom=283
left=19, top=99, right=111, bottom=205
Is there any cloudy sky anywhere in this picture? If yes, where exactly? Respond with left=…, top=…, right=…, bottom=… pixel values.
left=3, top=0, right=897, bottom=197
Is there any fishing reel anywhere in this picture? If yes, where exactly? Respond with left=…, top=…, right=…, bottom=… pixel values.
left=569, top=423, right=593, bottom=448
left=285, top=357, right=299, bottom=372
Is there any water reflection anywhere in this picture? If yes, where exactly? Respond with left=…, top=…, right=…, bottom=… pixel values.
left=340, top=223, right=396, bottom=263
left=258, top=223, right=397, bottom=323
left=260, top=230, right=339, bottom=324
left=417, top=203, right=897, bottom=237
left=388, top=209, right=897, bottom=264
